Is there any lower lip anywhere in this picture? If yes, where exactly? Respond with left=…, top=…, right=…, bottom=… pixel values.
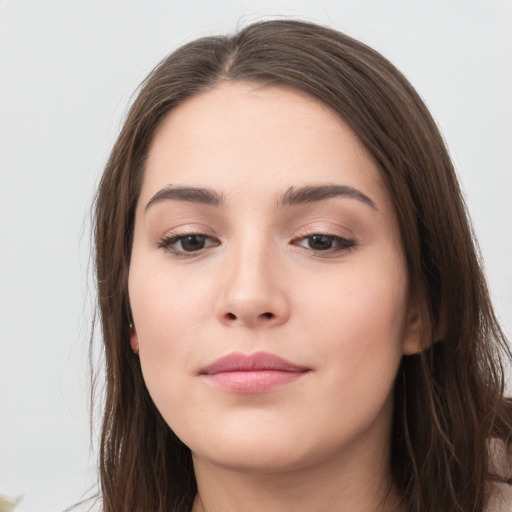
left=204, top=370, right=307, bottom=393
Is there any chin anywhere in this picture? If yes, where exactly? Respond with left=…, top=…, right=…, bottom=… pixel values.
left=177, top=417, right=305, bottom=473
left=193, top=441, right=314, bottom=474
left=186, top=420, right=349, bottom=476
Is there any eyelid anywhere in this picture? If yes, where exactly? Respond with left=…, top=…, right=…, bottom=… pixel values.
left=155, top=231, right=220, bottom=256
left=290, top=229, right=357, bottom=255
left=153, top=223, right=357, bottom=257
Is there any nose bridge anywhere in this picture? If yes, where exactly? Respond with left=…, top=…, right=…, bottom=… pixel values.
left=217, top=230, right=289, bottom=327
left=231, top=241, right=272, bottom=297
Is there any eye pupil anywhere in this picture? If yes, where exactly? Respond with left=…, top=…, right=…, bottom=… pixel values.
left=181, top=235, right=206, bottom=251
left=308, top=235, right=333, bottom=250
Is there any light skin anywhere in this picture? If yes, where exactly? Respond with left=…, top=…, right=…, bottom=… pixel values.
left=128, top=82, right=423, bottom=511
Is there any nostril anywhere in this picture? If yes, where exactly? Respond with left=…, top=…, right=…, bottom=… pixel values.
left=223, top=311, right=276, bottom=323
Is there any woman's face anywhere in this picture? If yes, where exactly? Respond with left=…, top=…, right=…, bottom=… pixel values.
left=129, top=82, right=422, bottom=474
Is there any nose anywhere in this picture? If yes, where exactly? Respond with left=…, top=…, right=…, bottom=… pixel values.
left=215, top=244, right=290, bottom=328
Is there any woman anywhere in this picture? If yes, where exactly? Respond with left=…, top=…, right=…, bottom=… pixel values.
left=93, top=19, right=512, bottom=512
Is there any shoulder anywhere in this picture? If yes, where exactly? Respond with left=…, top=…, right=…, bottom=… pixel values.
left=486, top=438, right=512, bottom=512
left=487, top=483, right=512, bottom=512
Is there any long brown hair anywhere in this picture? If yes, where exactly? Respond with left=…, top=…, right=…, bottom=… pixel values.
left=93, top=19, right=512, bottom=512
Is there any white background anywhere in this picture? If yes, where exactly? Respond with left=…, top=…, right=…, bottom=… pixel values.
left=0, top=1, right=510, bottom=511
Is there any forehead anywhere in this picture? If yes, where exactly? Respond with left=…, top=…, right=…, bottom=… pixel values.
left=141, top=81, right=390, bottom=211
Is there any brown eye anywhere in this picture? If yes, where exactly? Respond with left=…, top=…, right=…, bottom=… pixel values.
left=307, top=235, right=336, bottom=251
left=293, top=234, right=356, bottom=253
left=179, top=235, right=207, bottom=252
left=157, top=233, right=219, bottom=254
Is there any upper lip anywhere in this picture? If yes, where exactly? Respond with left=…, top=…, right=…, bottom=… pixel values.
left=200, top=351, right=309, bottom=375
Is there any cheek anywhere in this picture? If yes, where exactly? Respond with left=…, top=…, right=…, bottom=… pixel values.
left=128, top=257, right=213, bottom=400
left=129, top=250, right=214, bottom=332
left=298, top=258, right=409, bottom=383
left=292, top=266, right=408, bottom=446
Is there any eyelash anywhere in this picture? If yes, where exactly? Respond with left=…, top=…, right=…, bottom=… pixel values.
left=291, top=232, right=356, bottom=255
left=156, top=233, right=219, bottom=256
left=156, top=232, right=356, bottom=257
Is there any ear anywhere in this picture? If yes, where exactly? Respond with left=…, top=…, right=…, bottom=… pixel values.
left=401, top=296, right=427, bottom=356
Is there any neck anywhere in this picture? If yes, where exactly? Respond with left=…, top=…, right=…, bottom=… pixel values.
left=191, top=431, right=404, bottom=512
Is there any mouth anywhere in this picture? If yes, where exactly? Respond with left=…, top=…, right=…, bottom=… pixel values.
left=199, top=351, right=310, bottom=393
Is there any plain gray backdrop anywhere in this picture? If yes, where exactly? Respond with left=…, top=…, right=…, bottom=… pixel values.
left=1, top=1, right=511, bottom=510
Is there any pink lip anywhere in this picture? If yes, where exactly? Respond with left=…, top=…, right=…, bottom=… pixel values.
left=200, top=352, right=310, bottom=393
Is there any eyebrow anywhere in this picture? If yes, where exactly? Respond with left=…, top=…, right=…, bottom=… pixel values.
left=145, top=183, right=377, bottom=212
left=145, top=186, right=224, bottom=211
left=278, top=184, right=377, bottom=210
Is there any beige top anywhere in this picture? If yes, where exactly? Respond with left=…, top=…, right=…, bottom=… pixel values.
left=487, top=439, right=512, bottom=512
left=488, top=483, right=512, bottom=512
